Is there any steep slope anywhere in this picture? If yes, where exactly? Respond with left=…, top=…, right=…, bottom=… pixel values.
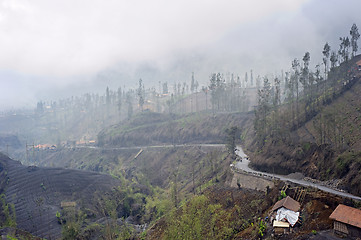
left=0, top=152, right=122, bottom=239
left=248, top=57, right=361, bottom=196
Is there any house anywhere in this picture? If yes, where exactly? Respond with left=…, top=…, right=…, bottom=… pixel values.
left=329, top=204, right=361, bottom=238
left=271, top=196, right=301, bottom=235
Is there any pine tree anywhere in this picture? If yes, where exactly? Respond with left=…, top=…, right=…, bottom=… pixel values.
left=117, top=87, right=122, bottom=117
left=350, top=23, right=360, bottom=58
left=137, top=79, right=144, bottom=111
left=330, top=51, right=338, bottom=70
left=322, top=43, right=330, bottom=79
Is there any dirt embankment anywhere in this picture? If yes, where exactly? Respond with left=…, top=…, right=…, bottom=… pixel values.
left=0, top=153, right=122, bottom=239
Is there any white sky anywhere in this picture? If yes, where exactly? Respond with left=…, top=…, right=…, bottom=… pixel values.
left=0, top=0, right=361, bottom=109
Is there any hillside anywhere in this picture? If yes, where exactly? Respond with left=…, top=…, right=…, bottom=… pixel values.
left=97, top=111, right=253, bottom=147
left=28, top=140, right=361, bottom=240
left=247, top=56, right=361, bottom=196
left=0, top=152, right=133, bottom=239
left=32, top=144, right=230, bottom=200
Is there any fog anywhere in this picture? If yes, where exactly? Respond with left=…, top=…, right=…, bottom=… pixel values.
left=1, top=0, right=361, bottom=110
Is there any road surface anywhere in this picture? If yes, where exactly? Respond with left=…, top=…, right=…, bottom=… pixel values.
left=235, top=146, right=361, bottom=201
left=77, top=143, right=361, bottom=201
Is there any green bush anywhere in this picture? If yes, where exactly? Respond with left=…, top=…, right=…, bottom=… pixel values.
left=165, top=195, right=232, bottom=240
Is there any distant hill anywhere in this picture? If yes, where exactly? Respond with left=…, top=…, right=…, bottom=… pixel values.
left=0, top=134, right=21, bottom=150
left=97, top=111, right=253, bottom=147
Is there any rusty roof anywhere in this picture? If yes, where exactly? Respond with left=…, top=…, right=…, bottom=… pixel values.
left=357, top=59, right=361, bottom=65
left=329, top=204, right=361, bottom=229
left=271, top=196, right=300, bottom=212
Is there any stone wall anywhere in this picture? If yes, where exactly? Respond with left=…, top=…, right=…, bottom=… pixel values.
left=230, top=170, right=275, bottom=192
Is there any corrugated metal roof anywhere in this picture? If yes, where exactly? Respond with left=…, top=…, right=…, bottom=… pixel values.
left=356, top=59, right=361, bottom=65
left=329, top=204, right=361, bottom=229
left=271, top=196, right=300, bottom=212
left=273, top=220, right=290, bottom=228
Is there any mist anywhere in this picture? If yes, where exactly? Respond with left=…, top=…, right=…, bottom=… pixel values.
left=1, top=0, right=361, bottom=110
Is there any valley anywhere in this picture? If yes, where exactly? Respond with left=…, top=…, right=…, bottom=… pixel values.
left=1, top=20, right=361, bottom=240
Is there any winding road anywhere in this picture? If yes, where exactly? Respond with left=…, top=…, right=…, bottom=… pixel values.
left=235, top=146, right=361, bottom=201
left=76, top=143, right=361, bottom=201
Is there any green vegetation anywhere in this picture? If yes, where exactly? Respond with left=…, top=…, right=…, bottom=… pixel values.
left=165, top=195, right=233, bottom=240
left=0, top=193, right=16, bottom=228
left=280, top=190, right=287, bottom=199
left=60, top=208, right=86, bottom=240
left=257, top=218, right=267, bottom=238
left=5, top=235, right=17, bottom=240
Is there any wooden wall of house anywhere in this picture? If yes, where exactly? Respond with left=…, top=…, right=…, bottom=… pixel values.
left=334, top=221, right=348, bottom=235
left=334, top=221, right=361, bottom=239
left=347, top=224, right=361, bottom=238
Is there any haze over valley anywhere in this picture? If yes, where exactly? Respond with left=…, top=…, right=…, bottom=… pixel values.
left=1, top=1, right=361, bottom=239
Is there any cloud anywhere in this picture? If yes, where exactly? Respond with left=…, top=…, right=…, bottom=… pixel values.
left=0, top=0, right=308, bottom=78
left=2, top=0, right=361, bottom=110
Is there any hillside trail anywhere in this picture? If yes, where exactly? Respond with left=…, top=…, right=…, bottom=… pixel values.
left=234, top=146, right=361, bottom=201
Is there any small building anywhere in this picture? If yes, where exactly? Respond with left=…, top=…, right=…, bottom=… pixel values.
left=271, top=196, right=300, bottom=213
left=329, top=204, right=361, bottom=238
left=61, top=201, right=77, bottom=208
left=271, top=196, right=301, bottom=235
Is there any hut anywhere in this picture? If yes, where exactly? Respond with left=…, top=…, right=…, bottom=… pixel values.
left=329, top=204, right=361, bottom=238
left=271, top=196, right=301, bottom=235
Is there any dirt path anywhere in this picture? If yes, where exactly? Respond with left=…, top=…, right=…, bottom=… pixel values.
left=234, top=146, right=361, bottom=201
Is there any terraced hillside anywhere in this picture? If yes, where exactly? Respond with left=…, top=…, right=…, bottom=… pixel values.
left=0, top=153, right=122, bottom=239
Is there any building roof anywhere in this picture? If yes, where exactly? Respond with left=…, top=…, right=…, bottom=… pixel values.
left=271, top=196, right=300, bottom=212
left=273, top=220, right=290, bottom=228
left=357, top=59, right=361, bottom=66
left=329, top=204, right=361, bottom=229
left=61, top=201, right=77, bottom=208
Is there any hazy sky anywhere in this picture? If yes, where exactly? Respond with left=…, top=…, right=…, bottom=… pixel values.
left=1, top=0, right=361, bottom=110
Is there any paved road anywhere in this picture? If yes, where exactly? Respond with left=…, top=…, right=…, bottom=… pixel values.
left=75, top=143, right=225, bottom=151
left=235, top=146, right=361, bottom=201
left=77, top=143, right=361, bottom=201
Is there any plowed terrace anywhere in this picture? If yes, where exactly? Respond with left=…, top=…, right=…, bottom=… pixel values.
left=0, top=153, right=122, bottom=239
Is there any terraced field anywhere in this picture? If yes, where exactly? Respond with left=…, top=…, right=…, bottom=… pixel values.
left=0, top=153, right=122, bottom=239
